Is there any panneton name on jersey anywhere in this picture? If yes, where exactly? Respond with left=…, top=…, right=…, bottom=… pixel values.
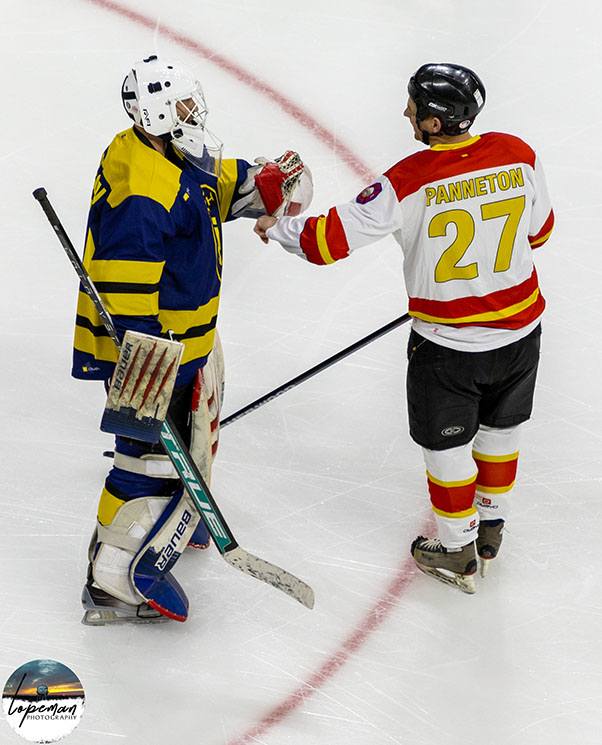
left=424, top=165, right=526, bottom=207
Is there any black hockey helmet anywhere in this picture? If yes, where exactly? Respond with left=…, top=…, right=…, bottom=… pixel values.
left=408, top=63, right=486, bottom=139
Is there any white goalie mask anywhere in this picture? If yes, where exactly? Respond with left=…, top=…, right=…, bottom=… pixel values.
left=121, top=55, right=222, bottom=176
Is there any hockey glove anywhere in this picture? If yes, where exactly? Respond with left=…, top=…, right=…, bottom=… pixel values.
left=231, top=151, right=313, bottom=219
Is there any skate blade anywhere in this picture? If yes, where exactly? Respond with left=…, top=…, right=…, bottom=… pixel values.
left=81, top=585, right=170, bottom=626
left=82, top=608, right=170, bottom=626
left=479, top=557, right=493, bottom=578
left=415, top=563, right=476, bottom=594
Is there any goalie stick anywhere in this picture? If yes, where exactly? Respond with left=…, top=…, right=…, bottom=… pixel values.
left=33, top=187, right=314, bottom=610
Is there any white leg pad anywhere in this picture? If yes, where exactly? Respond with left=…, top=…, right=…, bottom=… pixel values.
left=92, top=496, right=169, bottom=605
left=190, top=332, right=225, bottom=487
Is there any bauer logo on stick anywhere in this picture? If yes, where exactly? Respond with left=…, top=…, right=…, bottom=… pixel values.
left=101, top=330, right=184, bottom=443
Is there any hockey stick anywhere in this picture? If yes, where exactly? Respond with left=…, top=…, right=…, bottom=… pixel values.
left=33, top=187, right=314, bottom=610
left=221, top=313, right=411, bottom=427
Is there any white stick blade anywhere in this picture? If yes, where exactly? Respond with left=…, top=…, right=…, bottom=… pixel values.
left=223, top=547, right=314, bottom=609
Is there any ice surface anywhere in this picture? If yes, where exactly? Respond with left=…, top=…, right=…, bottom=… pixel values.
left=1, top=1, right=601, bottom=743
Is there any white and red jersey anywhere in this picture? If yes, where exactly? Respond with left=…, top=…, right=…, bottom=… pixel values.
left=267, top=133, right=554, bottom=350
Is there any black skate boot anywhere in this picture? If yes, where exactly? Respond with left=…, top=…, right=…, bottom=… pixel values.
left=81, top=565, right=169, bottom=626
left=410, top=537, right=477, bottom=594
left=476, top=519, right=504, bottom=577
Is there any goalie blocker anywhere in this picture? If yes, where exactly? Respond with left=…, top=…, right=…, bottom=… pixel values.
left=101, top=330, right=184, bottom=443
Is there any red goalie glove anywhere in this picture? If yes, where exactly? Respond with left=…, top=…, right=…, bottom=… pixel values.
left=231, top=151, right=313, bottom=218
left=255, top=151, right=306, bottom=216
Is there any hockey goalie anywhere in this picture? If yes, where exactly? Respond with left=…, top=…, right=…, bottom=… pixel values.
left=72, top=54, right=312, bottom=624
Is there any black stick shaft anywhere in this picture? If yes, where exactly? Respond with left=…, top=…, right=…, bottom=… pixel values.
left=33, top=188, right=121, bottom=347
left=220, top=313, right=411, bottom=427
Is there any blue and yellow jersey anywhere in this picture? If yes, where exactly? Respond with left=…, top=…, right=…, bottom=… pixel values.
left=72, top=127, right=251, bottom=385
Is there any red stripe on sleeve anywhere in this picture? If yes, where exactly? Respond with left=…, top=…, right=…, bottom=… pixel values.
left=299, top=208, right=350, bottom=265
left=322, top=208, right=351, bottom=261
left=529, top=209, right=555, bottom=248
left=298, top=216, right=325, bottom=264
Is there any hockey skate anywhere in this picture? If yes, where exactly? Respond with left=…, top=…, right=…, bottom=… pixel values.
left=411, top=537, right=477, bottom=594
left=81, top=566, right=169, bottom=626
left=476, top=519, right=504, bottom=577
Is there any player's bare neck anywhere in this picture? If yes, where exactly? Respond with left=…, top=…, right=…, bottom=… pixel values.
left=429, top=131, right=473, bottom=146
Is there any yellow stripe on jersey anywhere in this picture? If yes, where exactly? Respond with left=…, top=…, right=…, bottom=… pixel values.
left=78, top=274, right=160, bottom=319
left=217, top=159, right=240, bottom=222
left=432, top=505, right=478, bottom=519
left=177, top=330, right=217, bottom=366
left=427, top=470, right=477, bottom=489
left=88, top=258, right=165, bottom=285
left=158, top=296, right=220, bottom=335
left=159, top=296, right=220, bottom=364
left=102, top=291, right=160, bottom=317
left=530, top=228, right=553, bottom=247
left=315, top=216, right=336, bottom=264
left=411, top=288, right=540, bottom=325
left=74, top=324, right=119, bottom=363
left=472, top=451, right=519, bottom=463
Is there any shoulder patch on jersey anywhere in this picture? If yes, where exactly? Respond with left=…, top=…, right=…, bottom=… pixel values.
left=356, top=182, right=382, bottom=204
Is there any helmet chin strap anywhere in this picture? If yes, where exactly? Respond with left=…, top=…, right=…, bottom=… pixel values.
left=417, top=116, right=448, bottom=146
left=416, top=117, right=431, bottom=146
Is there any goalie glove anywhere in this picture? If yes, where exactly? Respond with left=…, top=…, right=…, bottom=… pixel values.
left=231, top=151, right=313, bottom=219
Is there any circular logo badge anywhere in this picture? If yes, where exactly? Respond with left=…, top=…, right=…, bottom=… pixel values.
left=441, top=425, right=465, bottom=436
left=2, top=660, right=85, bottom=743
left=356, top=182, right=382, bottom=204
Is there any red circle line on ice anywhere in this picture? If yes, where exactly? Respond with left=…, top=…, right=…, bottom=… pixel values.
left=82, top=1, right=426, bottom=741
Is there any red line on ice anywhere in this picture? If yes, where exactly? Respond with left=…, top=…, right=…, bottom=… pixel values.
left=228, top=555, right=419, bottom=744
left=82, top=1, right=423, bottom=740
left=85, top=0, right=374, bottom=183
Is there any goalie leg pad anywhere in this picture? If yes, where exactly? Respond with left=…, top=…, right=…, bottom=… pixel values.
left=91, top=451, right=201, bottom=622
left=187, top=335, right=225, bottom=549
left=90, top=492, right=172, bottom=606
left=129, top=488, right=199, bottom=622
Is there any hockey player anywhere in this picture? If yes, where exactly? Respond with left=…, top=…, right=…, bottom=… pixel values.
left=255, top=63, right=554, bottom=593
left=74, top=55, right=312, bottom=624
